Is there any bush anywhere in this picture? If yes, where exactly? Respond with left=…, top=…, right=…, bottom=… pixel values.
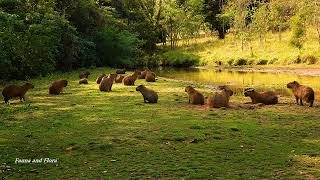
left=302, top=55, right=318, bottom=65
left=233, top=58, right=248, bottom=66
left=256, top=59, right=268, bottom=65
left=227, top=59, right=234, bottom=66
left=268, top=58, right=278, bottom=64
left=161, top=51, right=200, bottom=67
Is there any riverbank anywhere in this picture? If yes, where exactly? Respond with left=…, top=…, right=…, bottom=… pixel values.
left=1, top=68, right=320, bottom=179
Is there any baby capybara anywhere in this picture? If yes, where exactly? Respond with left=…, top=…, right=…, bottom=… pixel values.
left=287, top=81, right=315, bottom=107
left=116, top=69, right=126, bottom=74
left=136, top=85, right=158, bottom=103
left=145, top=72, right=156, bottom=82
left=96, top=73, right=106, bottom=84
left=185, top=86, right=204, bottom=105
left=2, top=83, right=34, bottom=104
left=207, top=86, right=233, bottom=108
left=123, top=71, right=141, bottom=86
left=79, top=71, right=90, bottom=79
left=49, top=80, right=68, bottom=95
left=99, top=74, right=117, bottom=92
left=115, top=75, right=125, bottom=83
left=244, top=88, right=278, bottom=105
left=79, top=78, right=88, bottom=84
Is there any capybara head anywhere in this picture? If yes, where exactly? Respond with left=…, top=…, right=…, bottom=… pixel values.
left=185, top=86, right=194, bottom=93
left=287, top=81, right=300, bottom=89
left=136, top=85, right=145, bottom=92
left=24, top=83, right=34, bottom=89
left=134, top=71, right=142, bottom=76
left=219, top=86, right=233, bottom=96
left=62, top=80, right=68, bottom=87
left=108, top=73, right=118, bottom=80
left=84, top=71, right=90, bottom=76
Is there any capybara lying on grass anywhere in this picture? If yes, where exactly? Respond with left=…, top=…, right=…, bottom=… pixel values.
left=115, top=75, right=125, bottom=83
left=2, top=83, right=34, bottom=104
left=244, top=88, right=278, bottom=105
left=49, top=80, right=68, bottom=95
left=136, top=85, right=158, bottom=103
left=123, top=71, right=141, bottom=86
left=116, top=69, right=126, bottom=74
left=99, top=74, right=117, bottom=92
left=139, top=69, right=150, bottom=79
left=287, top=81, right=315, bottom=107
left=79, top=71, right=90, bottom=79
left=185, top=86, right=204, bottom=105
left=96, top=73, right=106, bottom=84
left=79, top=78, right=88, bottom=84
left=207, top=86, right=233, bottom=108
left=145, top=72, right=156, bottom=82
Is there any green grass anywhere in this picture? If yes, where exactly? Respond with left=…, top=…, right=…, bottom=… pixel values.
left=1, top=68, right=320, bottom=179
left=166, top=29, right=320, bottom=67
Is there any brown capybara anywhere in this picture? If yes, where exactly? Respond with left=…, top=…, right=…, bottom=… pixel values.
left=96, top=73, right=106, bottom=84
left=49, top=80, right=68, bottom=95
left=244, top=88, right=278, bottom=105
left=287, top=81, right=315, bottom=107
left=79, top=71, right=90, bottom=79
left=185, top=86, right=205, bottom=105
left=136, top=85, right=158, bottom=103
left=116, top=69, right=126, bottom=74
left=207, top=86, right=234, bottom=108
left=123, top=71, right=141, bottom=86
left=115, top=75, right=125, bottom=83
left=139, top=69, right=150, bottom=79
left=79, top=78, right=88, bottom=84
left=145, top=72, right=156, bottom=82
left=99, top=74, right=117, bottom=92
left=2, top=83, right=34, bottom=104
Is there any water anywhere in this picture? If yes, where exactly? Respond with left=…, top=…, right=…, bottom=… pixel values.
left=155, top=68, right=320, bottom=100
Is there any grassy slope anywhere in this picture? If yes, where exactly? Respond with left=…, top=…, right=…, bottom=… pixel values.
left=1, top=68, right=320, bottom=179
left=168, top=29, right=320, bottom=67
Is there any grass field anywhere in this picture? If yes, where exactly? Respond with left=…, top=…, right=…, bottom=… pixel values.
left=166, top=29, right=320, bottom=67
left=1, top=68, right=320, bottom=179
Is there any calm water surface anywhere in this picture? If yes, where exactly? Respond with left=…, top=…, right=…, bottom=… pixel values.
left=155, top=68, right=320, bottom=100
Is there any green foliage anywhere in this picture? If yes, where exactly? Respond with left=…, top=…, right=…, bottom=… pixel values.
left=290, top=14, right=306, bottom=51
left=161, top=51, right=200, bottom=67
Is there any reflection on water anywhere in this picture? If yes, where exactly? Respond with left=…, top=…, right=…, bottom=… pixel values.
left=155, top=68, right=320, bottom=100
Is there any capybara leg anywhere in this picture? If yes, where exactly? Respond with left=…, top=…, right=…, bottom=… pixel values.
left=144, top=98, right=147, bottom=103
left=295, top=97, right=299, bottom=105
left=309, top=100, right=314, bottom=107
left=4, top=98, right=9, bottom=104
left=188, top=98, right=190, bottom=104
left=300, top=99, right=304, bottom=106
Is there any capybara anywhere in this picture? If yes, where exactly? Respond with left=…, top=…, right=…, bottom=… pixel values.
left=136, top=85, right=158, bottom=103
left=79, top=71, right=90, bottom=79
left=115, top=75, right=125, bottom=83
left=116, top=69, right=126, bottom=74
left=49, top=80, right=68, bottom=95
left=79, top=78, right=88, bottom=84
left=99, top=74, right=117, bottom=92
left=244, top=88, right=278, bottom=105
left=145, top=72, right=156, bottom=82
left=139, top=69, right=150, bottom=79
left=185, top=86, right=205, bottom=105
left=2, top=83, right=34, bottom=104
left=123, top=71, right=141, bottom=86
left=287, top=81, right=315, bottom=107
left=96, top=73, right=106, bottom=84
left=207, top=86, right=234, bottom=108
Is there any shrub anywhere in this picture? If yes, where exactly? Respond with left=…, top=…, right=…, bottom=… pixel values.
left=302, top=55, right=318, bottom=65
left=227, top=59, right=234, bottom=66
left=256, top=59, right=268, bottom=65
left=292, top=56, right=302, bottom=64
left=161, top=51, right=200, bottom=67
left=268, top=58, right=278, bottom=64
left=233, top=58, right=248, bottom=66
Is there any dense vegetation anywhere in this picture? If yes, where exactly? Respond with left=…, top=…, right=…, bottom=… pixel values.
left=1, top=0, right=320, bottom=80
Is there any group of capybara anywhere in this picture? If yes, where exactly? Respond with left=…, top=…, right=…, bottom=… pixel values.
left=1, top=68, right=316, bottom=109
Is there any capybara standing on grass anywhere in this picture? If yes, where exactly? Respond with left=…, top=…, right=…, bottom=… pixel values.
left=49, top=80, right=68, bottom=95
left=2, top=83, right=34, bottom=104
left=136, top=85, right=158, bottom=103
left=79, top=71, right=90, bottom=79
left=287, top=81, right=315, bottom=107
left=96, top=73, right=106, bottom=84
left=123, top=71, right=141, bottom=86
left=116, top=69, right=126, bottom=74
left=207, top=86, right=233, bottom=108
left=99, top=74, right=117, bottom=92
left=145, top=72, right=156, bottom=82
left=115, top=75, right=125, bottom=83
left=244, top=88, right=278, bottom=105
left=79, top=78, right=88, bottom=84
left=185, top=86, right=205, bottom=105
